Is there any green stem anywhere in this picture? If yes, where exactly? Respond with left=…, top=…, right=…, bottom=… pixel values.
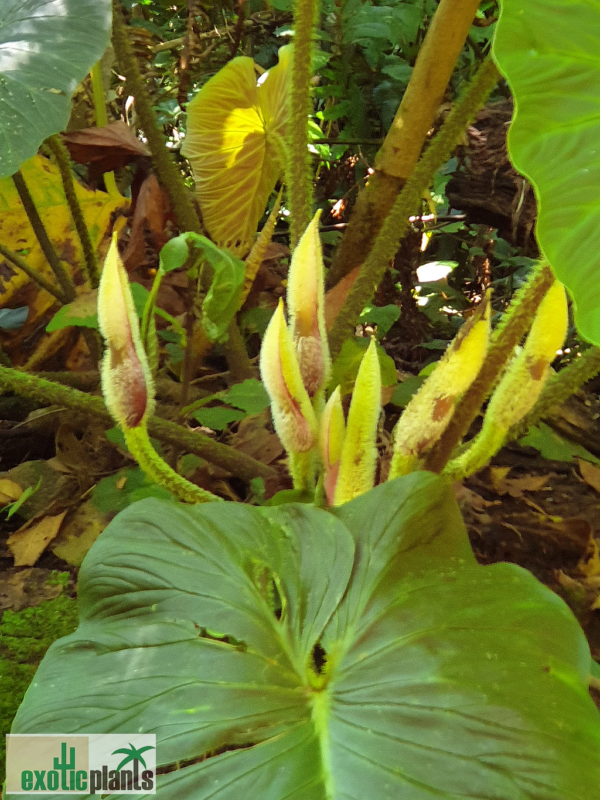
left=327, top=56, right=499, bottom=360
left=111, top=0, right=202, bottom=235
left=90, top=61, right=121, bottom=198
left=424, top=262, right=555, bottom=473
left=46, top=136, right=100, bottom=288
left=12, top=170, right=77, bottom=302
left=0, top=242, right=66, bottom=302
left=287, top=0, right=319, bottom=247
left=124, top=424, right=221, bottom=503
left=222, top=319, right=254, bottom=382
left=0, top=365, right=276, bottom=482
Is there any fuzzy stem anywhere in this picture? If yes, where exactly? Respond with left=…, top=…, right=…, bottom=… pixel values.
left=124, top=424, right=221, bottom=503
left=111, top=0, right=202, bottom=235
left=47, top=136, right=100, bottom=288
left=442, top=421, right=506, bottom=483
left=0, top=242, right=66, bottom=302
left=0, top=366, right=276, bottom=482
left=509, top=346, right=600, bottom=442
left=328, top=56, right=500, bottom=359
left=288, top=450, right=316, bottom=492
left=424, top=262, right=555, bottom=473
left=12, top=170, right=77, bottom=302
left=328, top=0, right=483, bottom=287
left=222, top=319, right=254, bottom=382
left=90, top=61, right=121, bottom=199
left=287, top=0, right=319, bottom=248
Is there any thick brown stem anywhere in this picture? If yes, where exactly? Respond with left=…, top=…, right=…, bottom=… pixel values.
left=328, top=0, right=482, bottom=287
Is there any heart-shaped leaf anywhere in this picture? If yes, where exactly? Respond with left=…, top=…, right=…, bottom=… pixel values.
left=0, top=0, right=112, bottom=179
left=181, top=47, right=290, bottom=254
left=10, top=474, right=600, bottom=799
left=493, top=0, right=600, bottom=344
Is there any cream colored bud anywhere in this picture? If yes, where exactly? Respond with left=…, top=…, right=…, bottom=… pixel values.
left=98, top=235, right=154, bottom=429
left=260, top=300, right=318, bottom=453
left=390, top=296, right=491, bottom=478
left=334, top=339, right=381, bottom=505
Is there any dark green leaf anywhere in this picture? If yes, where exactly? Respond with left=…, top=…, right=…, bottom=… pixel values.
left=129, top=282, right=150, bottom=319
left=222, top=379, right=271, bottom=414
left=91, top=467, right=176, bottom=514
left=0, top=307, right=28, bottom=331
left=329, top=336, right=397, bottom=395
left=11, top=476, right=600, bottom=799
left=46, top=304, right=98, bottom=332
left=159, top=236, right=191, bottom=273
left=390, top=375, right=424, bottom=407
left=520, top=422, right=600, bottom=465
left=358, top=303, right=400, bottom=336
left=0, top=0, right=111, bottom=178
left=193, top=406, right=246, bottom=431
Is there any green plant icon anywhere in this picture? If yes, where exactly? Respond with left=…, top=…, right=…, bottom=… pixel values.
left=111, top=743, right=155, bottom=773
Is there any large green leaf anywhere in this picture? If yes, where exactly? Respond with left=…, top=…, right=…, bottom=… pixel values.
left=181, top=46, right=290, bottom=255
left=10, top=474, right=600, bottom=799
left=0, top=0, right=112, bottom=179
left=493, top=0, right=600, bottom=344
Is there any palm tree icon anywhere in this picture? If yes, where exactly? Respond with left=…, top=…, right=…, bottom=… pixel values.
left=111, top=743, right=155, bottom=773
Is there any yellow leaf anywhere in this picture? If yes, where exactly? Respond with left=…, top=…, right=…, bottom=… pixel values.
left=0, top=155, right=128, bottom=363
left=8, top=511, right=67, bottom=567
left=0, top=479, right=23, bottom=504
left=334, top=338, right=381, bottom=505
left=182, top=46, right=290, bottom=254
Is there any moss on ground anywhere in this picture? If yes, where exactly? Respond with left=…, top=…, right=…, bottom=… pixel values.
left=0, top=577, right=79, bottom=783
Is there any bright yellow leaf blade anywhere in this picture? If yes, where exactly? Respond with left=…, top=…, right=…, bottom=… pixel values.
left=182, top=48, right=290, bottom=254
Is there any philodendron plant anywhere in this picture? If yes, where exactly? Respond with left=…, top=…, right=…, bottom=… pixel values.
left=9, top=216, right=600, bottom=799
left=10, top=473, right=600, bottom=799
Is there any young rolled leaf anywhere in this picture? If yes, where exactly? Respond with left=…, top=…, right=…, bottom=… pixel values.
left=334, top=338, right=381, bottom=505
left=260, top=300, right=318, bottom=455
left=445, top=281, right=568, bottom=480
left=98, top=234, right=153, bottom=429
left=181, top=46, right=290, bottom=254
left=390, top=296, right=491, bottom=479
left=319, top=385, right=346, bottom=505
left=287, top=210, right=331, bottom=398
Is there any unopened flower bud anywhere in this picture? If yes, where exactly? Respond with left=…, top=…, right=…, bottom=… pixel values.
left=334, top=338, right=381, bottom=505
left=260, top=300, right=318, bottom=453
left=287, top=211, right=330, bottom=397
left=319, top=386, right=345, bottom=505
left=486, top=280, right=568, bottom=431
left=390, top=295, right=491, bottom=478
left=98, top=235, right=154, bottom=429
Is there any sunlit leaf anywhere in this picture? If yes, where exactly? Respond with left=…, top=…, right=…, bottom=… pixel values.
left=493, top=0, right=600, bottom=344
left=0, top=0, right=111, bottom=178
left=182, top=47, right=290, bottom=254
